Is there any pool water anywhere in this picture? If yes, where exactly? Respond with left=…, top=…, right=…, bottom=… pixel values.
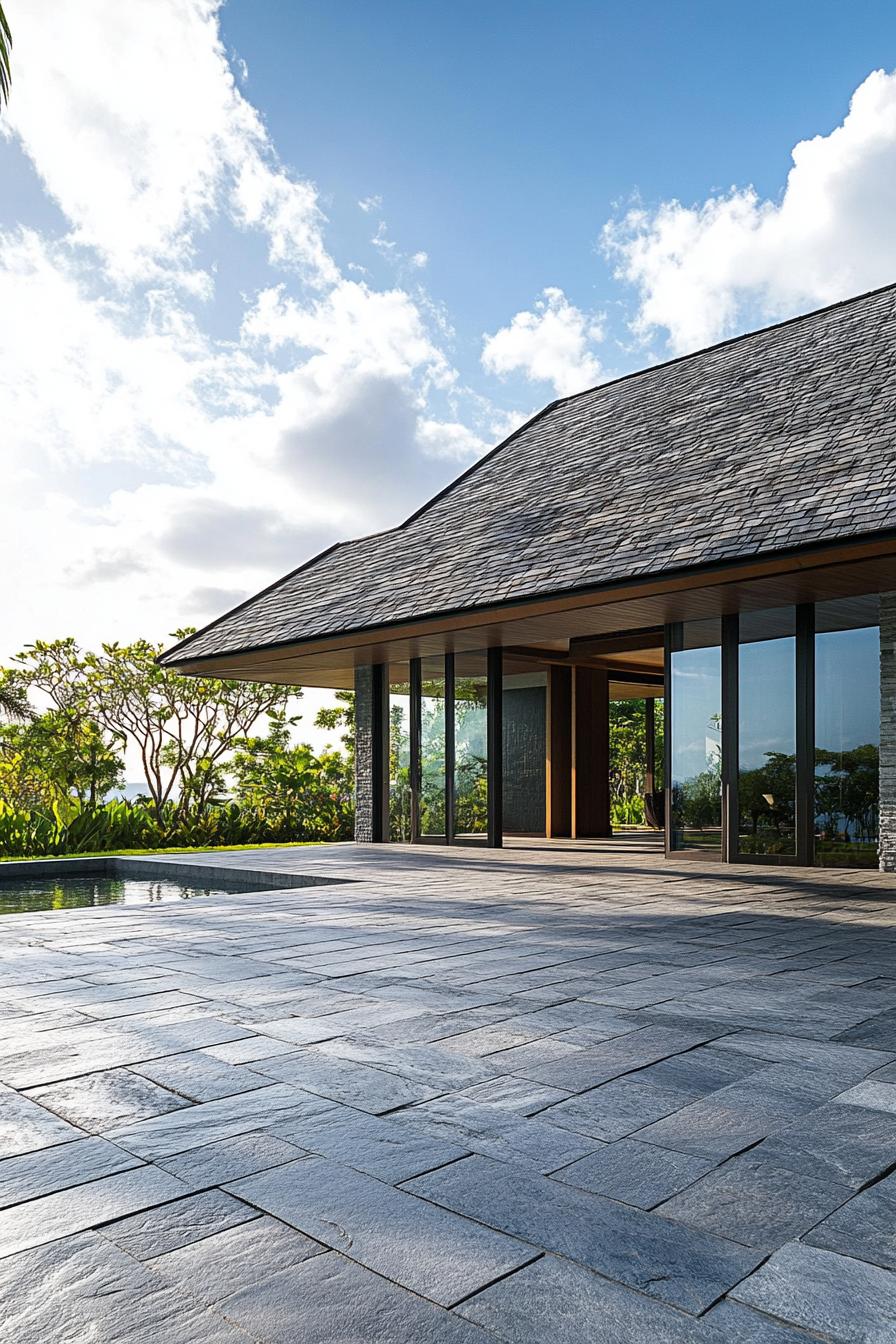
left=0, top=875, right=251, bottom=915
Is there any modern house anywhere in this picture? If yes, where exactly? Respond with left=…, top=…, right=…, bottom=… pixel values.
left=162, top=284, right=896, bottom=871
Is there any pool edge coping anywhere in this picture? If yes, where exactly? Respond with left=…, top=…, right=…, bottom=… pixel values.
left=0, top=854, right=351, bottom=890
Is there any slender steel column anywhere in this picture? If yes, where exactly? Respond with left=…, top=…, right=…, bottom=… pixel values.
left=663, top=624, right=675, bottom=857
left=721, top=614, right=740, bottom=863
left=796, top=604, right=815, bottom=866
left=445, top=653, right=456, bottom=844
left=409, top=657, right=421, bottom=842
left=487, top=647, right=503, bottom=847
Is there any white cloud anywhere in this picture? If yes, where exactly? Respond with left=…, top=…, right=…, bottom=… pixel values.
left=358, top=195, right=383, bottom=214
left=481, top=287, right=604, bottom=397
left=4, top=0, right=335, bottom=287
left=0, top=0, right=495, bottom=663
left=603, top=69, right=896, bottom=353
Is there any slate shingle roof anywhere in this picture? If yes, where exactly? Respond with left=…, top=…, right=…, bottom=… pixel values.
left=163, top=283, right=896, bottom=665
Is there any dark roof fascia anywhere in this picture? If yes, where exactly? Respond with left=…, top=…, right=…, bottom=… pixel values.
left=163, top=522, right=896, bottom=671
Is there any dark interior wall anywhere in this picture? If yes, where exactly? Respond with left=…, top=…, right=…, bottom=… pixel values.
left=503, top=686, right=546, bottom=834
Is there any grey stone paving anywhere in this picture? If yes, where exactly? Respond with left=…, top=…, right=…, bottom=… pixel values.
left=2, top=837, right=896, bottom=1341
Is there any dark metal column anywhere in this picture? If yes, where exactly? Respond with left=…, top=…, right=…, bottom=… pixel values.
left=721, top=614, right=740, bottom=863
left=663, top=625, right=675, bottom=856
left=445, top=653, right=456, bottom=844
left=487, top=647, right=503, bottom=847
left=796, top=604, right=815, bottom=866
left=409, top=657, right=421, bottom=842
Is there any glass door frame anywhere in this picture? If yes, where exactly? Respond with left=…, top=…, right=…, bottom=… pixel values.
left=406, top=649, right=503, bottom=847
left=666, top=606, right=816, bottom=865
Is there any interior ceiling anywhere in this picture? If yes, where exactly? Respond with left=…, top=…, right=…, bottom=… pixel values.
left=172, top=547, right=896, bottom=690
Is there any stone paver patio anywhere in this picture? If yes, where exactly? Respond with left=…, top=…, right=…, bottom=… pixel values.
left=2, top=836, right=896, bottom=1342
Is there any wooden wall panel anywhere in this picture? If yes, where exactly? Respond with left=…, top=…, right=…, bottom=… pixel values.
left=572, top=667, right=611, bottom=838
left=546, top=666, right=572, bottom=837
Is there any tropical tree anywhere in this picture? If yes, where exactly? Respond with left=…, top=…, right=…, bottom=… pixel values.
left=231, top=710, right=354, bottom=839
left=609, top=698, right=664, bottom=825
left=13, top=634, right=294, bottom=821
left=315, top=690, right=355, bottom=757
left=0, top=670, right=31, bottom=723
left=0, top=709, right=124, bottom=810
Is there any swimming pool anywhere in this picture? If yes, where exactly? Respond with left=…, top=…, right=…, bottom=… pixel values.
left=0, top=873, right=264, bottom=915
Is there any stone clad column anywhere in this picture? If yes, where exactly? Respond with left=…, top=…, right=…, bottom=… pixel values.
left=353, top=665, right=388, bottom=843
left=880, top=594, right=896, bottom=871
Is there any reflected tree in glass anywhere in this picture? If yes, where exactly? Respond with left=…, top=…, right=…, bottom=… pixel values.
left=388, top=675, right=412, bottom=842
left=670, top=628, right=722, bottom=851
left=814, top=614, right=879, bottom=868
left=738, top=611, right=796, bottom=856
left=419, top=662, right=446, bottom=836
left=454, top=674, right=487, bottom=836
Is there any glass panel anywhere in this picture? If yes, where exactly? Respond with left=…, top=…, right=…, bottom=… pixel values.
left=388, top=664, right=412, bottom=842
left=814, top=597, right=879, bottom=868
left=502, top=671, right=546, bottom=835
left=670, top=620, right=722, bottom=851
left=653, top=699, right=665, bottom=792
left=419, top=656, right=446, bottom=837
left=454, top=652, right=488, bottom=838
left=610, top=698, right=660, bottom=828
left=738, top=608, right=796, bottom=856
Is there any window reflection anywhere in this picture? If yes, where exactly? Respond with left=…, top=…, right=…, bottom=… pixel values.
left=419, top=656, right=446, bottom=837
left=738, top=608, right=796, bottom=856
left=388, top=665, right=412, bottom=842
left=815, top=598, right=879, bottom=869
left=454, top=653, right=488, bottom=838
left=670, top=620, right=722, bottom=851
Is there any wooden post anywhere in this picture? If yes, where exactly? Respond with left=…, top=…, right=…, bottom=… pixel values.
left=546, top=666, right=572, bottom=837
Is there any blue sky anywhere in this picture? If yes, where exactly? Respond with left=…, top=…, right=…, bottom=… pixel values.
left=217, top=0, right=896, bottom=380
left=2, top=0, right=896, bottom=694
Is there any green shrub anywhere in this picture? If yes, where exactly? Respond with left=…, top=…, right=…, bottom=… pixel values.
left=0, top=795, right=354, bottom=859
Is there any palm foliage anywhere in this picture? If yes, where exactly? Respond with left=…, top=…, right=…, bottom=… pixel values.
left=0, top=678, right=31, bottom=723
left=0, top=4, right=10, bottom=110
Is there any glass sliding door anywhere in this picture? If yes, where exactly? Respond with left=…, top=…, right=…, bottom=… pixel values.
left=669, top=620, right=722, bottom=852
left=454, top=652, right=488, bottom=841
left=419, top=656, right=447, bottom=839
left=737, top=608, right=796, bottom=857
left=388, top=664, right=412, bottom=842
left=814, top=597, right=880, bottom=868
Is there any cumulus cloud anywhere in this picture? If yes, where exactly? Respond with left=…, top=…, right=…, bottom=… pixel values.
left=481, top=287, right=604, bottom=397
left=603, top=69, right=896, bottom=353
left=0, top=0, right=492, bottom=657
left=4, top=0, right=335, bottom=288
left=159, top=499, right=334, bottom=571
left=183, top=586, right=252, bottom=619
